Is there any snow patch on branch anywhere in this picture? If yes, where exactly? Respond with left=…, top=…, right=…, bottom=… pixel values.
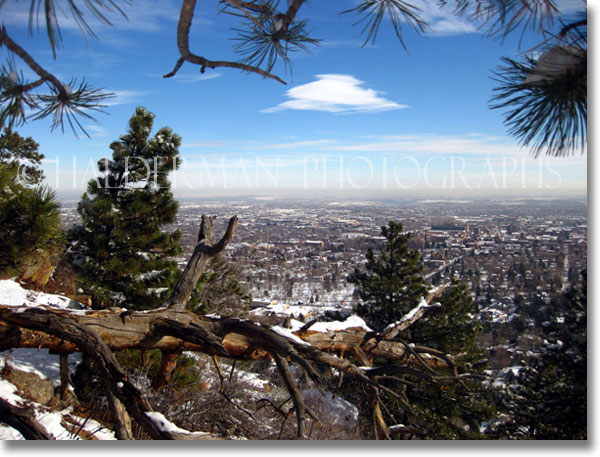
left=145, top=411, right=191, bottom=434
left=271, top=325, right=310, bottom=346
left=381, top=297, right=441, bottom=334
left=304, top=315, right=372, bottom=333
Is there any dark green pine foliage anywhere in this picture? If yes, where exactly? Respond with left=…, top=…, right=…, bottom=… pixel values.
left=0, top=128, right=61, bottom=275
left=347, top=221, right=494, bottom=439
left=492, top=270, right=587, bottom=439
left=70, top=107, right=182, bottom=310
left=407, top=281, right=496, bottom=439
left=348, top=220, right=427, bottom=332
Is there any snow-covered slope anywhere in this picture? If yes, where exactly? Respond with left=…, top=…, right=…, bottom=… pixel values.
left=0, top=280, right=110, bottom=440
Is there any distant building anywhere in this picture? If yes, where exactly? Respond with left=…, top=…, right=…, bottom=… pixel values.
left=430, top=224, right=466, bottom=232
left=303, top=240, right=324, bottom=247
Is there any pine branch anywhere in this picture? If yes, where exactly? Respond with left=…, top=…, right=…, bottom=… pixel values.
left=164, top=0, right=286, bottom=84
left=0, top=26, right=113, bottom=137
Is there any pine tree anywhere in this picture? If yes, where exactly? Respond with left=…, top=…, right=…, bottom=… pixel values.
left=70, top=107, right=182, bottom=310
left=347, top=221, right=494, bottom=439
left=348, top=221, right=427, bottom=332
left=0, top=128, right=61, bottom=281
left=407, top=281, right=496, bottom=439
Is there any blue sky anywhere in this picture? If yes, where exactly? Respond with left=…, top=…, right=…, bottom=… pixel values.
left=0, top=0, right=588, bottom=199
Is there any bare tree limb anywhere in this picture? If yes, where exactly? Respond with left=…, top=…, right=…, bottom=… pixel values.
left=0, top=396, right=53, bottom=440
left=273, top=352, right=319, bottom=438
left=105, top=386, right=133, bottom=440
left=164, top=215, right=238, bottom=310
left=0, top=26, right=68, bottom=98
left=222, top=0, right=267, bottom=31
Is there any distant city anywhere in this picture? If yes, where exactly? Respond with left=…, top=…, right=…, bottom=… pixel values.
left=58, top=196, right=587, bottom=312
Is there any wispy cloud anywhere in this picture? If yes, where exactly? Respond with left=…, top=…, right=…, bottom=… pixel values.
left=84, top=125, right=107, bottom=137
left=262, top=74, right=407, bottom=114
left=104, top=90, right=151, bottom=106
left=256, top=139, right=337, bottom=149
left=147, top=72, right=223, bottom=83
left=0, top=0, right=180, bottom=35
left=412, top=1, right=479, bottom=36
left=325, top=133, right=526, bottom=156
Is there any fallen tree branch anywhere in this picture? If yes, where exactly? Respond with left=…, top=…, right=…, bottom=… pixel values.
left=0, top=396, right=53, bottom=440
left=273, top=352, right=320, bottom=438
left=0, top=217, right=480, bottom=440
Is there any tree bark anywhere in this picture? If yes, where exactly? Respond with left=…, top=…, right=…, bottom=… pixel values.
left=59, top=353, right=69, bottom=401
left=151, top=351, right=180, bottom=391
left=0, top=397, right=53, bottom=440
left=105, top=386, right=133, bottom=440
left=164, top=215, right=238, bottom=310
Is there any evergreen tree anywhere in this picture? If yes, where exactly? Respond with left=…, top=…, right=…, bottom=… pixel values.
left=492, top=269, right=587, bottom=439
left=406, top=281, right=496, bottom=439
left=347, top=221, right=494, bottom=439
left=0, top=128, right=61, bottom=281
left=70, top=107, right=182, bottom=310
left=348, top=221, right=427, bottom=332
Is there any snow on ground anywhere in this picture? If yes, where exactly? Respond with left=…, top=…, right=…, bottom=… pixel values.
left=0, top=279, right=88, bottom=311
left=302, top=388, right=358, bottom=430
left=233, top=369, right=272, bottom=390
left=0, top=280, right=85, bottom=386
left=0, top=349, right=82, bottom=387
left=0, top=375, right=116, bottom=440
left=0, top=280, right=115, bottom=440
left=251, top=301, right=340, bottom=319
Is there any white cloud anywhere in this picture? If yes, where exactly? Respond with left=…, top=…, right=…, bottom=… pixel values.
left=262, top=74, right=407, bottom=114
left=0, top=0, right=180, bottom=35
left=104, top=90, right=151, bottom=106
left=427, top=18, right=479, bottom=35
left=84, top=125, right=107, bottom=137
left=256, top=139, right=337, bottom=149
left=146, top=72, right=222, bottom=83
left=412, top=1, right=479, bottom=36
left=325, top=133, right=527, bottom=156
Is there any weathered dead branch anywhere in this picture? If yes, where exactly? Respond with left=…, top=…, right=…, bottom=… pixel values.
left=0, top=396, right=53, bottom=439
left=164, top=215, right=238, bottom=310
left=0, top=214, right=475, bottom=440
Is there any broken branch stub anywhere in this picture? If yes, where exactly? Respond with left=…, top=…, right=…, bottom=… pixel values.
left=164, top=215, right=238, bottom=310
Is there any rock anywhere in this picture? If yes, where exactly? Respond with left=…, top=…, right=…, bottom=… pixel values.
left=3, top=368, right=55, bottom=405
